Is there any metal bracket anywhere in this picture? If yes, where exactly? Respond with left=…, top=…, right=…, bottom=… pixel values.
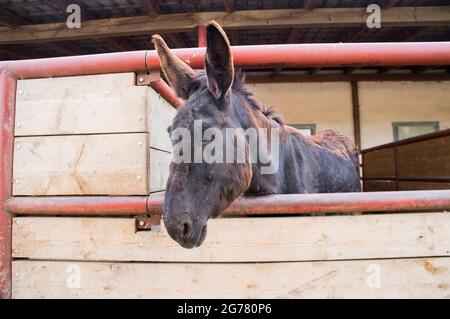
left=135, top=213, right=161, bottom=232
left=135, top=71, right=160, bottom=86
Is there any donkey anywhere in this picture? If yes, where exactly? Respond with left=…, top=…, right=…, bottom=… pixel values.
left=153, top=21, right=361, bottom=248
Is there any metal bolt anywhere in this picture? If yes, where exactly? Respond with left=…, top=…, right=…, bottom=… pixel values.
left=139, top=77, right=145, bottom=82
left=138, top=242, right=144, bottom=248
left=16, top=123, right=22, bottom=128
left=139, top=220, right=145, bottom=226
left=14, top=179, right=19, bottom=184
left=13, top=249, right=18, bottom=254
left=15, top=219, right=20, bottom=224
left=18, top=90, right=24, bottom=96
left=15, top=273, right=19, bottom=278
left=137, top=142, right=143, bottom=147
left=137, top=176, right=143, bottom=181
left=16, top=144, right=21, bottom=150
left=137, top=115, right=144, bottom=121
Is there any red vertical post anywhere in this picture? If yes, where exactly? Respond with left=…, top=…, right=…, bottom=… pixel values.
left=0, top=72, right=16, bottom=299
left=197, top=26, right=207, bottom=47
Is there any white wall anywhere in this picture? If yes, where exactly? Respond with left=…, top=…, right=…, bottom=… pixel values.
left=248, top=82, right=354, bottom=141
left=358, top=81, right=450, bottom=149
left=248, top=80, right=450, bottom=150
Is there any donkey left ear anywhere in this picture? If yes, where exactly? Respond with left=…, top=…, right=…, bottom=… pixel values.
left=205, top=21, right=234, bottom=99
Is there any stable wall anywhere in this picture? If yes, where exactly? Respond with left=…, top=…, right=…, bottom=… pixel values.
left=249, top=80, right=450, bottom=149
left=248, top=81, right=354, bottom=140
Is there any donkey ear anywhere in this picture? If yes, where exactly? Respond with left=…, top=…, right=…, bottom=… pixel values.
left=205, top=21, right=234, bottom=99
left=152, top=35, right=196, bottom=100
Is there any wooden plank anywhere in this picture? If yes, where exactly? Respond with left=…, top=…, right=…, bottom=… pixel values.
left=397, top=135, right=450, bottom=178
left=12, top=257, right=450, bottom=298
left=362, top=148, right=395, bottom=178
left=363, top=180, right=396, bottom=192
left=399, top=181, right=450, bottom=191
left=149, top=148, right=171, bottom=193
left=12, top=213, right=450, bottom=262
left=15, top=73, right=148, bottom=136
left=147, top=87, right=176, bottom=152
left=1, top=6, right=449, bottom=44
left=12, top=134, right=149, bottom=195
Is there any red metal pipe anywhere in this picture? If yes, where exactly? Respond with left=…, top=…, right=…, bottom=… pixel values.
left=150, top=80, right=184, bottom=108
left=0, top=51, right=148, bottom=79
left=0, top=72, right=16, bottom=299
left=5, top=196, right=148, bottom=216
left=7, top=190, right=450, bottom=217
left=145, top=42, right=450, bottom=70
left=198, top=26, right=207, bottom=47
left=2, top=42, right=449, bottom=79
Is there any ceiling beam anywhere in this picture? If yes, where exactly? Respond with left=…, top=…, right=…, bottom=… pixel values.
left=0, top=6, right=448, bottom=44
left=0, top=8, right=27, bottom=27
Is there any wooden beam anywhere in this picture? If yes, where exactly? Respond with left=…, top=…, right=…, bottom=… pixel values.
left=1, top=6, right=449, bottom=44
left=0, top=8, right=27, bottom=27
left=351, top=81, right=361, bottom=149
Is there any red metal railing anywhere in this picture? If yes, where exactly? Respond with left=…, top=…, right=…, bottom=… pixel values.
left=2, top=41, right=450, bottom=298
left=5, top=190, right=450, bottom=217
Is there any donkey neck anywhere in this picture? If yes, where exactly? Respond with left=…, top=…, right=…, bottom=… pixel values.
left=230, top=90, right=288, bottom=195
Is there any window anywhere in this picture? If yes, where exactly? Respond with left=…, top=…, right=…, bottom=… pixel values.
left=393, top=122, right=439, bottom=141
left=290, top=124, right=316, bottom=136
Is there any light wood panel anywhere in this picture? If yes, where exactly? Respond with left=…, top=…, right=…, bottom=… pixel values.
left=12, top=213, right=450, bottom=262
left=147, top=88, right=176, bottom=152
left=149, top=148, right=171, bottom=193
left=12, top=257, right=450, bottom=298
left=12, top=134, right=149, bottom=195
left=15, top=73, right=148, bottom=136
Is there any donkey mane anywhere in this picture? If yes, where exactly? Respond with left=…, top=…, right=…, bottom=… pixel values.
left=186, top=72, right=284, bottom=125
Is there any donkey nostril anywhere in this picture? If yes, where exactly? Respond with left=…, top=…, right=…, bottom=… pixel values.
left=181, top=221, right=191, bottom=239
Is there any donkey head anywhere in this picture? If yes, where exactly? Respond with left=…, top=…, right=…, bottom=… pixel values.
left=153, top=22, right=253, bottom=248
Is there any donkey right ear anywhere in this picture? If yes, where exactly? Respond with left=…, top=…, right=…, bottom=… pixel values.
left=152, top=35, right=196, bottom=100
